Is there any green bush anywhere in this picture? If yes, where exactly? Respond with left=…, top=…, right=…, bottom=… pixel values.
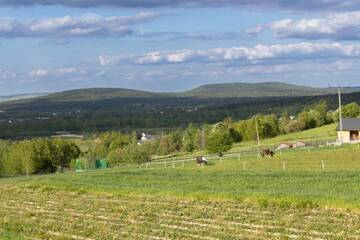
left=108, top=144, right=150, bottom=166
left=2, top=139, right=80, bottom=176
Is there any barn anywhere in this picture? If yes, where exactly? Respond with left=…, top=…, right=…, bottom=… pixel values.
left=337, top=118, right=360, bottom=143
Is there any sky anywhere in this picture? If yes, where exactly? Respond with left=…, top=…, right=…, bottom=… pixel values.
left=1, top=0, right=360, bottom=94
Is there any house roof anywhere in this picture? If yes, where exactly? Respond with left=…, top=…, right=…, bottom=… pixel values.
left=337, top=118, right=360, bottom=131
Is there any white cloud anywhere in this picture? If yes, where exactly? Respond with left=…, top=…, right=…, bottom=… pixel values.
left=99, top=42, right=360, bottom=66
left=29, top=69, right=49, bottom=77
left=269, top=11, right=360, bottom=40
left=245, top=25, right=265, bottom=37
left=57, top=67, right=87, bottom=75
left=0, top=12, right=158, bottom=38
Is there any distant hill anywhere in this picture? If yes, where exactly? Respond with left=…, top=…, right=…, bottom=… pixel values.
left=38, top=88, right=163, bottom=102
left=0, top=93, right=48, bottom=103
left=180, top=82, right=354, bottom=98
left=13, top=82, right=358, bottom=103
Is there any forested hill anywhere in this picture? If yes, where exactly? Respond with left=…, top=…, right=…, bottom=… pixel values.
left=180, top=82, right=354, bottom=98
left=38, top=88, right=163, bottom=102
left=5, top=82, right=357, bottom=104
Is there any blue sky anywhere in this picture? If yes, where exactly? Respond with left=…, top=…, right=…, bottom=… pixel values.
left=0, top=0, right=360, bottom=94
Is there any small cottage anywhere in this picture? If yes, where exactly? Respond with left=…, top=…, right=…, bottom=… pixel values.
left=337, top=118, right=360, bottom=143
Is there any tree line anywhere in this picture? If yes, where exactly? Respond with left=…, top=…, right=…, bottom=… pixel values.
left=1, top=101, right=359, bottom=177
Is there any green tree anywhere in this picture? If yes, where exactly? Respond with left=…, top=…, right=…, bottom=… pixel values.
left=182, top=124, right=199, bottom=153
left=343, top=102, right=360, bottom=118
left=51, top=139, right=81, bottom=171
left=3, top=141, right=34, bottom=176
left=108, top=144, right=150, bottom=166
left=206, top=124, right=233, bottom=156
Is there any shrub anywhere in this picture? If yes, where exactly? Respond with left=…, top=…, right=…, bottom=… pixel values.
left=108, top=144, right=150, bottom=166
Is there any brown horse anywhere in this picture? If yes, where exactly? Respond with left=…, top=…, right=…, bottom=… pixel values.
left=260, top=149, right=275, bottom=158
left=196, top=156, right=208, bottom=165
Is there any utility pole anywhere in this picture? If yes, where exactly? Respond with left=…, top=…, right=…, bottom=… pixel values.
left=338, top=87, right=343, bottom=145
left=255, top=115, right=261, bottom=155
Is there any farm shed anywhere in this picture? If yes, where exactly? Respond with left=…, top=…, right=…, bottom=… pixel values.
left=337, top=118, right=360, bottom=143
left=276, top=143, right=292, bottom=151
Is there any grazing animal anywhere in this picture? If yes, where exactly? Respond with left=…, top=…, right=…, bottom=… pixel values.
left=260, top=149, right=275, bottom=158
left=196, top=156, right=208, bottom=165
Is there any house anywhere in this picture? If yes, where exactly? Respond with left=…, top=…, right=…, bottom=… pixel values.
left=337, top=118, right=360, bottom=143
left=137, top=133, right=157, bottom=145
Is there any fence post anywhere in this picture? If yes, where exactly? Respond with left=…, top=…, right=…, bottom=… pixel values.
left=282, top=161, right=286, bottom=171
left=322, top=160, right=325, bottom=170
left=243, top=161, right=246, bottom=170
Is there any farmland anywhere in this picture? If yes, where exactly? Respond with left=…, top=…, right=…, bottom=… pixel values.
left=2, top=141, right=360, bottom=239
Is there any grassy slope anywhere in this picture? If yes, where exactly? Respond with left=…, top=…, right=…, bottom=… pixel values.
left=2, top=127, right=360, bottom=238
left=231, top=123, right=337, bottom=152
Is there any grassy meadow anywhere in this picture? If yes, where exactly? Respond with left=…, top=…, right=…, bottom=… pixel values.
left=2, top=124, right=360, bottom=239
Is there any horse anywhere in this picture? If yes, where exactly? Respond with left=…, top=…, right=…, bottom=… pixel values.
left=260, top=149, right=275, bottom=158
left=196, top=156, right=208, bottom=165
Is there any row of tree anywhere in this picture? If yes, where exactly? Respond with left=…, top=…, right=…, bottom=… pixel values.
left=82, top=101, right=360, bottom=165
left=0, top=139, right=80, bottom=177
left=1, top=101, right=359, bottom=176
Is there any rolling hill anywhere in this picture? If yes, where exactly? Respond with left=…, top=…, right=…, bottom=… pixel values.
left=0, top=82, right=359, bottom=138
left=10, top=82, right=357, bottom=103
left=38, top=88, right=162, bottom=102
left=181, top=82, right=350, bottom=98
left=0, top=93, right=48, bottom=103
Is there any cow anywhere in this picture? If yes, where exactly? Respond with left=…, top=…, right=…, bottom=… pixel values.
left=260, top=149, right=275, bottom=158
left=196, top=156, right=208, bottom=165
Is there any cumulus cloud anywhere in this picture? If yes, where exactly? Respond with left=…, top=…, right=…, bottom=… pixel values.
left=0, top=0, right=359, bottom=11
left=255, top=11, right=360, bottom=40
left=245, top=25, right=265, bottom=37
left=99, top=42, right=360, bottom=66
left=29, top=69, right=49, bottom=77
left=137, top=31, right=244, bottom=41
left=0, top=11, right=158, bottom=38
left=29, top=67, right=88, bottom=78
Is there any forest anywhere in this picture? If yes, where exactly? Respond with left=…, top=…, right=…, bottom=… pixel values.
left=0, top=91, right=360, bottom=138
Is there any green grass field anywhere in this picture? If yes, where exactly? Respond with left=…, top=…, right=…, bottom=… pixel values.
left=2, top=124, right=360, bottom=239
left=2, top=139, right=360, bottom=239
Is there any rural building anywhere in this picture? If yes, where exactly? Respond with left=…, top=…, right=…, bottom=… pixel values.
left=337, top=118, right=360, bottom=143
left=138, top=133, right=157, bottom=145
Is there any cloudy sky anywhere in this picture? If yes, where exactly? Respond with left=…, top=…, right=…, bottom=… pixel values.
left=1, top=0, right=360, bottom=94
